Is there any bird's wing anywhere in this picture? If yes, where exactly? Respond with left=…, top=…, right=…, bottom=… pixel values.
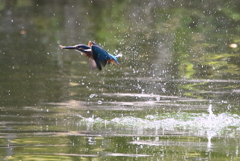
left=89, top=58, right=97, bottom=69
left=91, top=45, right=111, bottom=70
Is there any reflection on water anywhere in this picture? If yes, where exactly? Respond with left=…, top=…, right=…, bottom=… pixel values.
left=1, top=0, right=240, bottom=160
left=1, top=101, right=240, bottom=160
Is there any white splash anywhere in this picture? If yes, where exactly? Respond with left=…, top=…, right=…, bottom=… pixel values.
left=78, top=104, right=240, bottom=137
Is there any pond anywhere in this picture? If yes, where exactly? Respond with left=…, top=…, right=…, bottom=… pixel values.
left=1, top=0, right=240, bottom=160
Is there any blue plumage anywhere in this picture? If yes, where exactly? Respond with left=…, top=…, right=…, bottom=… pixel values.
left=60, top=41, right=120, bottom=71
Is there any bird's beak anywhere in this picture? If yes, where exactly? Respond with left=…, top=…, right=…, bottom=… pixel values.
left=59, top=45, right=77, bottom=49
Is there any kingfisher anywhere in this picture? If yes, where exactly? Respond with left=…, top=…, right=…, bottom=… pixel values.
left=60, top=41, right=120, bottom=70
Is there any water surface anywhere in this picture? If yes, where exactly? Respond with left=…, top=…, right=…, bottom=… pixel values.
left=1, top=0, right=240, bottom=160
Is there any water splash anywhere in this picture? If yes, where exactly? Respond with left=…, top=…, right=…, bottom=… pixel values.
left=97, top=100, right=103, bottom=104
left=89, top=94, right=98, bottom=98
left=78, top=106, right=240, bottom=137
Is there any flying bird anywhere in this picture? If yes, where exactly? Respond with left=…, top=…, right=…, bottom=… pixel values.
left=60, top=41, right=120, bottom=70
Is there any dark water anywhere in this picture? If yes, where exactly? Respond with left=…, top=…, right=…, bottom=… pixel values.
left=1, top=0, right=240, bottom=160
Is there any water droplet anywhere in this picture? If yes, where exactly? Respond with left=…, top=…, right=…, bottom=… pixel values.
left=89, top=94, right=98, bottom=98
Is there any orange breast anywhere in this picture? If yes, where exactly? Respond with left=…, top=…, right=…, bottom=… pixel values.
left=107, top=59, right=120, bottom=66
